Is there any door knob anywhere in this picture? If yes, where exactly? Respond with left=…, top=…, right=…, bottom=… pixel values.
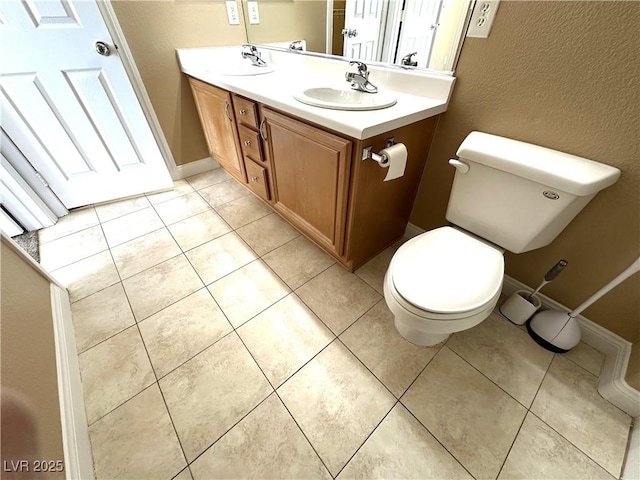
left=95, top=41, right=111, bottom=56
left=244, top=140, right=251, bottom=146
left=341, top=28, right=358, bottom=38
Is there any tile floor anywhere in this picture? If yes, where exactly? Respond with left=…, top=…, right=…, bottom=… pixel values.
left=39, top=169, right=633, bottom=480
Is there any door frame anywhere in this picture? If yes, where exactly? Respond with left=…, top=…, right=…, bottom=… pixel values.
left=326, top=0, right=334, bottom=54
left=95, top=0, right=179, bottom=181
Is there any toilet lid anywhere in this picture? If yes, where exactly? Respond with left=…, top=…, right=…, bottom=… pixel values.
left=391, top=227, right=504, bottom=314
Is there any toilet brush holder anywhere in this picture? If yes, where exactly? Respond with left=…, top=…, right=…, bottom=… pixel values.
left=499, top=290, right=542, bottom=325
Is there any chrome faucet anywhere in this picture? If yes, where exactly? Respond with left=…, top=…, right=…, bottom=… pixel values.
left=289, top=40, right=304, bottom=52
left=345, top=61, right=378, bottom=94
left=401, top=52, right=418, bottom=67
left=241, top=44, right=267, bottom=67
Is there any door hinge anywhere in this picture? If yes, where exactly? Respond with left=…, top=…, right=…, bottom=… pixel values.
left=34, top=171, right=49, bottom=187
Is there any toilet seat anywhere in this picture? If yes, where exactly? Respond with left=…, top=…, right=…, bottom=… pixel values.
left=389, top=227, right=504, bottom=317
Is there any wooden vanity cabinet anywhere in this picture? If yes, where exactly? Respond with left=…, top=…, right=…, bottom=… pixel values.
left=231, top=93, right=271, bottom=202
left=261, top=107, right=352, bottom=256
left=188, top=78, right=246, bottom=182
left=187, top=79, right=437, bottom=271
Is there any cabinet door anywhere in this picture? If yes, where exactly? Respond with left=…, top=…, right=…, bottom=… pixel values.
left=188, top=78, right=245, bottom=182
left=263, top=108, right=352, bottom=256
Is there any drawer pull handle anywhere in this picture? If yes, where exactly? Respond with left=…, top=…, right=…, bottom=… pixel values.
left=224, top=102, right=232, bottom=121
left=259, top=119, right=267, bottom=141
left=251, top=176, right=259, bottom=182
left=239, top=109, right=247, bottom=115
left=243, top=140, right=251, bottom=146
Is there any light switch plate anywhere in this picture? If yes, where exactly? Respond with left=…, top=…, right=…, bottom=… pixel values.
left=467, top=0, right=500, bottom=38
left=247, top=1, right=260, bottom=25
left=225, top=0, right=240, bottom=25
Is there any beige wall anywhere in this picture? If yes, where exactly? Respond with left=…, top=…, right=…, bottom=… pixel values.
left=112, top=1, right=248, bottom=166
left=1, top=240, right=64, bottom=475
left=411, top=1, right=640, bottom=342
left=243, top=1, right=327, bottom=53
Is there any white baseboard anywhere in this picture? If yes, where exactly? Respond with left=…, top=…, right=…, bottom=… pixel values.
left=174, top=157, right=220, bottom=180
left=405, top=223, right=640, bottom=418
left=501, top=276, right=640, bottom=418
left=51, top=285, right=94, bottom=480
left=623, top=420, right=640, bottom=479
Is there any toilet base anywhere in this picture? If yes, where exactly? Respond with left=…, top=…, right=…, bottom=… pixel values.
left=394, top=317, right=449, bottom=346
left=384, top=269, right=500, bottom=348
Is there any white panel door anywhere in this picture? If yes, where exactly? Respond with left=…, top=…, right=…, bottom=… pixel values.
left=396, top=0, right=443, bottom=68
left=343, top=0, right=386, bottom=62
left=0, top=0, right=172, bottom=208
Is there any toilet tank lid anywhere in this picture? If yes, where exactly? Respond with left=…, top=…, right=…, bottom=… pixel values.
left=457, top=132, right=621, bottom=196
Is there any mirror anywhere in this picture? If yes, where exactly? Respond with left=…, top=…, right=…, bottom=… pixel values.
left=240, top=0, right=473, bottom=73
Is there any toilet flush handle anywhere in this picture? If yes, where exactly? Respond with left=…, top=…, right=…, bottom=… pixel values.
left=449, top=159, right=470, bottom=173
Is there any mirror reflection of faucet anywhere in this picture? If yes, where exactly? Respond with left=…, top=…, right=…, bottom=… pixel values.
left=401, top=52, right=418, bottom=68
left=345, top=61, right=378, bottom=94
left=288, top=40, right=304, bottom=52
left=241, top=44, right=268, bottom=67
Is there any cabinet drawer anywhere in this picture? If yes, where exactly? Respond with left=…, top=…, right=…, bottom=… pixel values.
left=232, top=95, right=259, bottom=129
left=245, top=159, right=270, bottom=201
left=238, top=124, right=263, bottom=162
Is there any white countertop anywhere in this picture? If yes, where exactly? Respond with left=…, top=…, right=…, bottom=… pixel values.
left=177, top=46, right=456, bottom=140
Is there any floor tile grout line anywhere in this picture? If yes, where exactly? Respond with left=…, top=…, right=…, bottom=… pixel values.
left=183, top=391, right=277, bottom=469
left=494, top=345, right=556, bottom=479
left=560, top=351, right=607, bottom=384
left=494, top=409, right=528, bottom=479
left=170, top=466, right=191, bottom=480
left=332, top=399, right=400, bottom=479
left=388, top=343, right=480, bottom=478
left=104, top=229, right=192, bottom=469
left=336, top=335, right=405, bottom=401
left=184, top=175, right=235, bottom=194
left=396, top=341, right=447, bottom=400
left=526, top=351, right=626, bottom=478
left=37, top=206, right=100, bottom=246
left=444, top=344, right=539, bottom=411
left=135, top=324, right=192, bottom=470
left=526, top=408, right=623, bottom=478
left=153, top=330, right=237, bottom=383
left=395, top=394, right=478, bottom=480
left=82, top=352, right=158, bottom=428
left=78, top=223, right=188, bottom=469
left=268, top=335, right=339, bottom=392
left=272, top=389, right=335, bottom=478
left=288, top=267, right=381, bottom=340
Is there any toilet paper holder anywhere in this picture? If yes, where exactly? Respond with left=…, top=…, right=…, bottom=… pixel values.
left=362, top=138, right=395, bottom=166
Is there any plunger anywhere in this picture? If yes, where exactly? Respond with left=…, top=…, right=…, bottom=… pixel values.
left=528, top=256, right=640, bottom=353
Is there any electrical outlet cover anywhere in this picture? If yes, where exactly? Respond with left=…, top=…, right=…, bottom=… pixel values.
left=225, top=1, right=240, bottom=25
left=247, top=1, right=260, bottom=25
left=467, top=0, right=500, bottom=38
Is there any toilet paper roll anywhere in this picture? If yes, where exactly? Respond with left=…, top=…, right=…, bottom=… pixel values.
left=380, top=143, right=407, bottom=181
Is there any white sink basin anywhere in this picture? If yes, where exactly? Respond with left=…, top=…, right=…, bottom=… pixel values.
left=293, top=87, right=397, bottom=111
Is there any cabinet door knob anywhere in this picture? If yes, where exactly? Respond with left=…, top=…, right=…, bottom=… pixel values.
left=244, top=140, right=251, bottom=146
left=251, top=176, right=259, bottom=182
left=239, top=109, right=246, bottom=115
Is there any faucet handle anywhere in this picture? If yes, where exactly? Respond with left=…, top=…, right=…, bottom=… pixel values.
left=349, top=61, right=368, bottom=74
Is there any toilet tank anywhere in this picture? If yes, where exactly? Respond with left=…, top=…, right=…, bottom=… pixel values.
left=445, top=132, right=620, bottom=253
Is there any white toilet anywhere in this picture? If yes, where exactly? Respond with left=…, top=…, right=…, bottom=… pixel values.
left=384, top=131, right=620, bottom=346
